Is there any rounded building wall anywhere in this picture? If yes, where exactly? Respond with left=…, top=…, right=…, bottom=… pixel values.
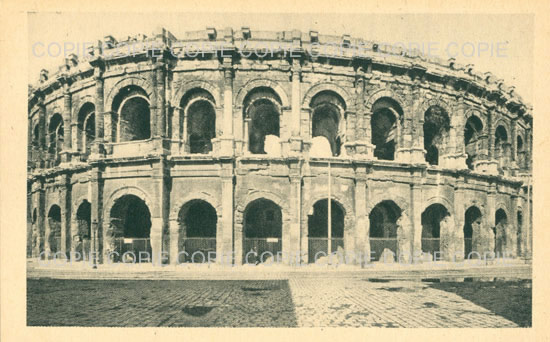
left=27, top=27, right=533, bottom=265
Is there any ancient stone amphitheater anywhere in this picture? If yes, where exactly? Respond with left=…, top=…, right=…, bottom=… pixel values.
left=27, top=27, right=532, bottom=266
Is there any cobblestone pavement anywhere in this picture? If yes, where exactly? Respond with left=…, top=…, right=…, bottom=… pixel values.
left=27, top=277, right=530, bottom=327
left=289, top=278, right=526, bottom=327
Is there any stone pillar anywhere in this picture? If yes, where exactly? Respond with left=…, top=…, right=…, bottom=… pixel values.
left=288, top=161, right=302, bottom=265
left=61, top=79, right=72, bottom=163
left=344, top=111, right=356, bottom=156
left=149, top=68, right=158, bottom=141
left=289, top=57, right=302, bottom=154
left=92, top=65, right=104, bottom=156
left=59, top=175, right=71, bottom=259
left=219, top=161, right=234, bottom=264
left=411, top=183, right=423, bottom=261
left=476, top=107, right=498, bottom=174
left=37, top=95, right=46, bottom=168
left=354, top=164, right=368, bottom=265
left=443, top=101, right=468, bottom=169
left=300, top=171, right=312, bottom=264
left=219, top=57, right=234, bottom=157
left=88, top=169, right=104, bottom=265
left=169, top=219, right=179, bottom=265
left=181, top=111, right=189, bottom=153
left=32, top=181, right=46, bottom=258
left=453, top=185, right=466, bottom=261
left=150, top=158, right=168, bottom=265
left=486, top=191, right=497, bottom=256
left=154, top=58, right=167, bottom=145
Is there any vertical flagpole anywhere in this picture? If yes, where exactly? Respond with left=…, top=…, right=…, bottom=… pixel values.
left=328, top=160, right=332, bottom=256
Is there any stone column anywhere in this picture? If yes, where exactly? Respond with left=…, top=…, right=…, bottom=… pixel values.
left=37, top=95, right=46, bottom=168
left=354, top=164, right=368, bottom=265
left=61, top=78, right=72, bottom=163
left=149, top=68, right=158, bottom=141
left=219, top=162, right=234, bottom=264
left=154, top=59, right=167, bottom=147
left=90, top=167, right=103, bottom=264
left=219, top=57, right=234, bottom=157
left=59, top=175, right=71, bottom=259
left=169, top=219, right=180, bottom=265
left=289, top=57, right=302, bottom=154
left=92, top=65, right=104, bottom=156
left=150, top=158, right=168, bottom=265
left=32, top=181, right=46, bottom=258
left=411, top=182, right=423, bottom=261
left=476, top=107, right=498, bottom=174
left=344, top=111, right=356, bottom=156
left=486, top=191, right=497, bottom=256
left=288, top=161, right=302, bottom=265
left=453, top=185, right=466, bottom=261
left=300, top=172, right=312, bottom=264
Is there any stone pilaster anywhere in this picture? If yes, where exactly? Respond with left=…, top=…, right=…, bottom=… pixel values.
left=150, top=158, right=169, bottom=265
left=354, top=163, right=368, bottom=265
left=59, top=174, right=71, bottom=259
left=218, top=57, right=235, bottom=157
left=219, top=160, right=234, bottom=264
left=288, top=160, right=302, bottom=265
left=91, top=63, right=104, bottom=157
left=289, top=57, right=303, bottom=154
left=411, top=182, right=423, bottom=261
left=453, top=185, right=466, bottom=261
left=90, top=166, right=103, bottom=264
left=60, top=77, right=72, bottom=163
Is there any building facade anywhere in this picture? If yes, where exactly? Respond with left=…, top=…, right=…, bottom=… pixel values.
left=27, top=27, right=533, bottom=265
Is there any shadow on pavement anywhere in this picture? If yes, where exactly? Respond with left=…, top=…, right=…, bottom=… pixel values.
left=428, top=279, right=532, bottom=327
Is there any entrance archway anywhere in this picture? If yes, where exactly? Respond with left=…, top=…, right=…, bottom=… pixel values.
left=464, top=206, right=482, bottom=258
left=495, top=209, right=508, bottom=255
left=369, top=200, right=401, bottom=261
left=47, top=205, right=62, bottom=254
left=421, top=204, right=449, bottom=258
left=177, top=200, right=217, bottom=263
left=75, top=200, right=91, bottom=258
left=307, top=199, right=345, bottom=263
left=109, top=194, right=152, bottom=262
left=243, top=198, right=282, bottom=264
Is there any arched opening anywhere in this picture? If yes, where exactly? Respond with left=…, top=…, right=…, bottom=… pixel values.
left=48, top=114, right=64, bottom=166
left=517, top=211, right=523, bottom=257
left=112, top=86, right=151, bottom=142
left=464, top=115, right=483, bottom=170
left=423, top=106, right=450, bottom=165
left=495, top=209, right=508, bottom=255
left=244, top=88, right=281, bottom=154
left=177, top=200, right=217, bottom=263
left=495, top=125, right=509, bottom=172
left=421, top=204, right=450, bottom=258
left=47, top=205, right=62, bottom=254
left=180, top=89, right=216, bottom=154
left=33, top=123, right=40, bottom=148
left=311, top=91, right=345, bottom=156
left=243, top=198, right=282, bottom=264
left=464, top=206, right=482, bottom=258
left=371, top=98, right=402, bottom=161
left=77, top=103, right=95, bottom=156
left=109, top=195, right=152, bottom=262
left=369, top=200, right=401, bottom=261
left=76, top=200, right=91, bottom=258
left=307, top=199, right=345, bottom=263
left=517, top=135, right=525, bottom=169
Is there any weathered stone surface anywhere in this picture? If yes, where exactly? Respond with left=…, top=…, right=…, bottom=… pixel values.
left=26, top=28, right=532, bottom=266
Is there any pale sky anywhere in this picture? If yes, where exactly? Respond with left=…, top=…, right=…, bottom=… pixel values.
left=28, top=12, right=533, bottom=104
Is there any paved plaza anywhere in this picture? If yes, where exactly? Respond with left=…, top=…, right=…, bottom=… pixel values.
left=27, top=276, right=531, bottom=327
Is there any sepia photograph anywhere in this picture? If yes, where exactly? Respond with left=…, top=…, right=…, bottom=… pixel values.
left=3, top=2, right=549, bottom=338
left=23, top=11, right=534, bottom=328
